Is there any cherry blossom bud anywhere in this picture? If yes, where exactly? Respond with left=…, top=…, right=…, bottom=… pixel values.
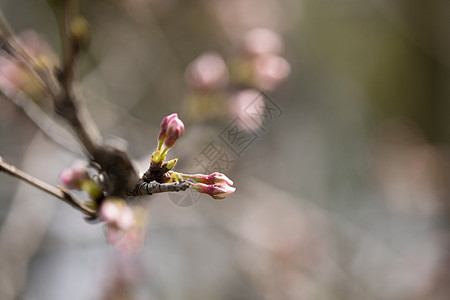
left=100, top=201, right=147, bottom=253
left=185, top=51, right=229, bottom=92
left=242, top=28, right=284, bottom=56
left=163, top=116, right=185, bottom=148
left=99, top=199, right=121, bottom=223
left=231, top=89, right=264, bottom=131
left=181, top=172, right=233, bottom=186
left=252, top=54, right=291, bottom=91
left=117, top=207, right=135, bottom=230
left=99, top=198, right=134, bottom=231
left=59, top=160, right=89, bottom=190
left=158, top=113, right=178, bottom=148
left=191, top=182, right=236, bottom=200
left=70, top=16, right=91, bottom=50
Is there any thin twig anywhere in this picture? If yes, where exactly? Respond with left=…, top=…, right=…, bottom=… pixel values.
left=0, top=156, right=96, bottom=217
left=131, top=180, right=190, bottom=196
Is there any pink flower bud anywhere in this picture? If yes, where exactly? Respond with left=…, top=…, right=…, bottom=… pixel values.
left=252, top=54, right=291, bottom=91
left=0, top=56, right=43, bottom=98
left=102, top=203, right=147, bottom=253
left=99, top=199, right=121, bottom=223
left=231, top=89, right=264, bottom=131
left=210, top=172, right=233, bottom=186
left=191, top=183, right=236, bottom=200
left=158, top=113, right=178, bottom=143
left=185, top=51, right=229, bottom=92
left=242, top=28, right=284, bottom=56
left=0, top=30, right=57, bottom=99
left=59, top=168, right=77, bottom=189
left=182, top=172, right=233, bottom=186
left=117, top=207, right=135, bottom=230
left=163, top=116, right=185, bottom=148
left=99, top=198, right=135, bottom=231
left=58, top=160, right=89, bottom=190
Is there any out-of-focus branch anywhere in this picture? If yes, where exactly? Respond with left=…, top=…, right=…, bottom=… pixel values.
left=0, top=156, right=96, bottom=217
left=131, top=180, right=190, bottom=196
left=0, top=4, right=139, bottom=196
left=0, top=10, right=60, bottom=97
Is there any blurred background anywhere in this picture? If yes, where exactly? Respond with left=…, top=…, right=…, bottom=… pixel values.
left=1, top=0, right=450, bottom=299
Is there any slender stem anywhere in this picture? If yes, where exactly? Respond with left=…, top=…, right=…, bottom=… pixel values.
left=0, top=156, right=96, bottom=217
left=52, top=0, right=102, bottom=156
left=131, top=180, right=190, bottom=196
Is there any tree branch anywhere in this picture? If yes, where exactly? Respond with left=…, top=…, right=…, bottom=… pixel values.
left=0, top=156, right=96, bottom=217
left=131, top=180, right=190, bottom=196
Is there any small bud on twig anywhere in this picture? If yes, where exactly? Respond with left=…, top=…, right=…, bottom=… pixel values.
left=59, top=160, right=89, bottom=190
left=191, top=182, right=236, bottom=200
left=152, top=114, right=185, bottom=164
left=180, top=172, right=233, bottom=186
left=164, top=116, right=185, bottom=149
left=70, top=16, right=91, bottom=50
left=157, top=113, right=178, bottom=150
left=162, top=158, right=178, bottom=171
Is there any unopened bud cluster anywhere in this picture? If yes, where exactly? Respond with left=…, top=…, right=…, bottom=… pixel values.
left=57, top=113, right=234, bottom=253
left=145, top=114, right=236, bottom=200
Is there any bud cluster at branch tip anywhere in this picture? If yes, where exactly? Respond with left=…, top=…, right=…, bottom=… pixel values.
left=145, top=114, right=235, bottom=200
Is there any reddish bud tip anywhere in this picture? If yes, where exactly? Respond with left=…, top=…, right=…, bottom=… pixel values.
left=182, top=172, right=233, bottom=186
left=163, top=116, right=185, bottom=148
left=58, top=160, right=89, bottom=190
left=158, top=113, right=178, bottom=141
